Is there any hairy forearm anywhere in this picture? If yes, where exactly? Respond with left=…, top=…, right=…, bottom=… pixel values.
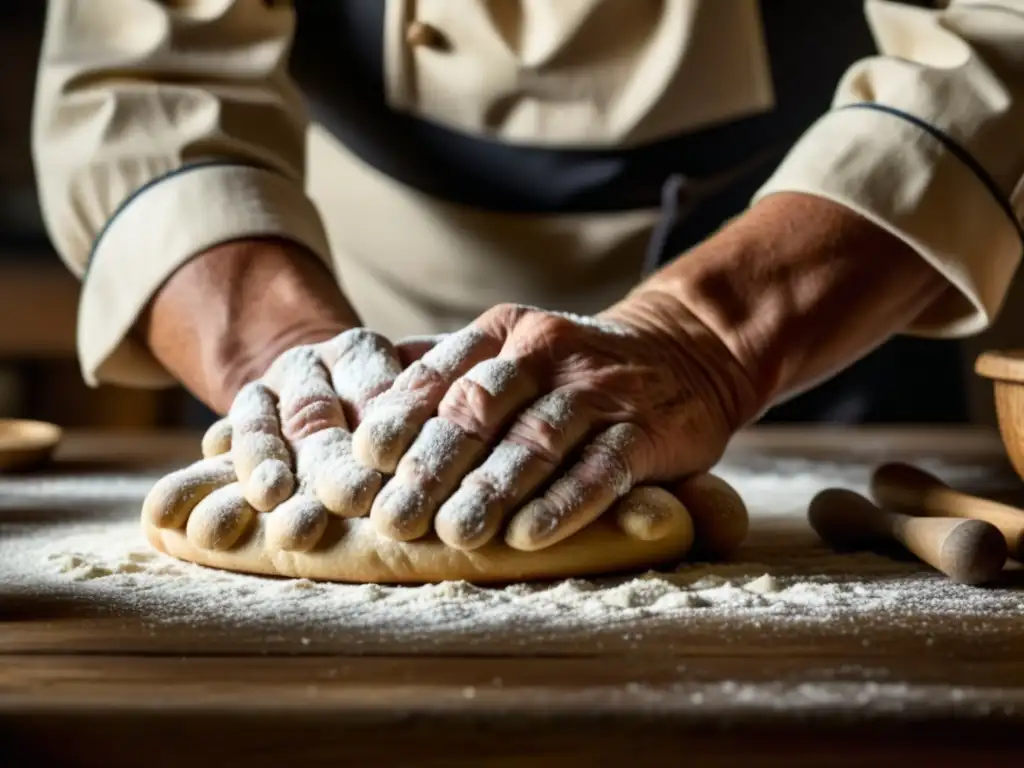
left=139, top=238, right=358, bottom=414
left=627, top=192, right=948, bottom=415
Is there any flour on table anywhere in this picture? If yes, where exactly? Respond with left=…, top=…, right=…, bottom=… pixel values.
left=1, top=457, right=1022, bottom=651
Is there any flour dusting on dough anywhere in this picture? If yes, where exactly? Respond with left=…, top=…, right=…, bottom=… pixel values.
left=1, top=457, right=1021, bottom=654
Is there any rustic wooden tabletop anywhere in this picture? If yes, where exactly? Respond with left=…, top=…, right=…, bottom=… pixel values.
left=1, top=428, right=1023, bottom=767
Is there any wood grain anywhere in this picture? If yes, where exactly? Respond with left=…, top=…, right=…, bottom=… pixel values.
left=2, top=657, right=1023, bottom=767
left=1, top=428, right=1022, bottom=766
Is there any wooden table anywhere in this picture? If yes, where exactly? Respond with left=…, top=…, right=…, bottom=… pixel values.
left=2, top=429, right=1024, bottom=767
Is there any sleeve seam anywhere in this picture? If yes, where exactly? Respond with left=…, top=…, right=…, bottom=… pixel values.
left=838, top=102, right=1024, bottom=248
left=83, top=159, right=275, bottom=280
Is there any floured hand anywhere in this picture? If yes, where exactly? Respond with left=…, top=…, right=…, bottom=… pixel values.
left=142, top=448, right=745, bottom=564
left=191, top=329, right=414, bottom=543
left=353, top=297, right=759, bottom=552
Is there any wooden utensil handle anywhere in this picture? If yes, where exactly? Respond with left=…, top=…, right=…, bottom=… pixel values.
left=871, top=462, right=1024, bottom=560
left=809, top=488, right=1006, bottom=585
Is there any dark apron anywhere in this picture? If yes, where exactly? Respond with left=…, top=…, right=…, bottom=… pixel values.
left=283, top=0, right=970, bottom=426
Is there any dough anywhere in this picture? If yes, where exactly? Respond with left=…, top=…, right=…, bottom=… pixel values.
left=143, top=485, right=695, bottom=584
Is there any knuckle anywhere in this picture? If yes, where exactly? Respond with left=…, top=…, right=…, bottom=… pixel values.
left=280, top=395, right=344, bottom=440
left=481, top=302, right=526, bottom=325
left=263, top=346, right=318, bottom=390
left=436, top=379, right=500, bottom=441
left=503, top=421, right=565, bottom=466
left=502, top=313, right=578, bottom=362
left=579, top=426, right=647, bottom=495
left=230, top=381, right=275, bottom=420
left=475, top=302, right=532, bottom=337
left=418, top=326, right=495, bottom=379
left=392, top=360, right=446, bottom=392
left=533, top=313, right=579, bottom=338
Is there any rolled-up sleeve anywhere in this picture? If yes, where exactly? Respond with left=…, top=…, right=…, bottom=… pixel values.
left=32, top=0, right=332, bottom=387
left=754, top=0, right=1024, bottom=337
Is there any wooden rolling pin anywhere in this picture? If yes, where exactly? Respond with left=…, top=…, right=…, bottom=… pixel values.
left=871, top=462, right=1024, bottom=561
left=808, top=488, right=1007, bottom=585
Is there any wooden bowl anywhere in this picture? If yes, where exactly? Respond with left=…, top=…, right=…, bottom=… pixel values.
left=0, top=419, right=63, bottom=472
left=976, top=350, right=1024, bottom=481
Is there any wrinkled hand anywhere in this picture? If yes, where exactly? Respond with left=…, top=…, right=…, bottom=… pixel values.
left=353, top=295, right=759, bottom=551
left=149, top=328, right=417, bottom=550
left=143, top=451, right=732, bottom=558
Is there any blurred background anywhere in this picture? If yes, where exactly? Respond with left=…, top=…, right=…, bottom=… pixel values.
left=0, top=3, right=1018, bottom=431
left=0, top=4, right=207, bottom=430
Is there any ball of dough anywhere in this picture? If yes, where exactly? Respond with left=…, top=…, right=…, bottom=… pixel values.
left=671, top=473, right=748, bottom=560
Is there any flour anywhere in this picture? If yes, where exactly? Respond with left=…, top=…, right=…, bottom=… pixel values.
left=527, top=390, right=577, bottom=427
left=353, top=328, right=496, bottom=471
left=466, top=442, right=535, bottom=493
left=2, top=456, right=1021, bottom=653
left=397, top=418, right=465, bottom=481
left=327, top=329, right=403, bottom=406
left=419, top=328, right=490, bottom=379
left=463, top=358, right=520, bottom=397
left=549, top=309, right=636, bottom=337
left=264, top=346, right=347, bottom=435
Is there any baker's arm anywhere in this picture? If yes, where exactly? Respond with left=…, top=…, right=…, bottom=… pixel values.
left=758, top=0, right=1024, bottom=337
left=32, top=0, right=355, bottom=407
left=634, top=0, right=1024, bottom=409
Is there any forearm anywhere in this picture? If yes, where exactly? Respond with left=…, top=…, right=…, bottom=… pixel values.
left=625, top=192, right=948, bottom=416
left=139, top=239, right=358, bottom=414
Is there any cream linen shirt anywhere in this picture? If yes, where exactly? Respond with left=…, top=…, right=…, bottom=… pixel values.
left=32, top=0, right=1024, bottom=387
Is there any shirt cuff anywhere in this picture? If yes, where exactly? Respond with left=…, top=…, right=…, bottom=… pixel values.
left=753, top=105, right=1023, bottom=338
left=77, top=163, right=332, bottom=387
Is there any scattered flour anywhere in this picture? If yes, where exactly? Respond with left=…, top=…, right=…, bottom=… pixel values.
left=1, top=456, right=1022, bottom=653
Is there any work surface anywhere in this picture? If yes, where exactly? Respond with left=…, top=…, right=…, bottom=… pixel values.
left=1, top=428, right=1023, bottom=767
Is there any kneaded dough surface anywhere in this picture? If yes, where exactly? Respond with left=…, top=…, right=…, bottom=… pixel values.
left=144, top=510, right=694, bottom=584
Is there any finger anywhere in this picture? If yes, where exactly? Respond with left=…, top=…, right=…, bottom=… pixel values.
left=505, top=423, right=650, bottom=551
left=394, top=333, right=446, bottom=366
left=229, top=381, right=296, bottom=513
left=432, top=390, right=592, bottom=550
left=296, top=427, right=382, bottom=518
left=201, top=418, right=232, bottom=458
left=142, top=457, right=236, bottom=529
left=267, top=341, right=387, bottom=516
left=264, top=345, right=348, bottom=438
left=266, top=496, right=329, bottom=552
left=319, top=328, right=403, bottom=424
left=370, top=418, right=482, bottom=540
left=613, top=486, right=692, bottom=542
left=371, top=358, right=538, bottom=543
left=352, top=327, right=501, bottom=472
left=185, top=482, right=255, bottom=551
left=668, top=473, right=748, bottom=559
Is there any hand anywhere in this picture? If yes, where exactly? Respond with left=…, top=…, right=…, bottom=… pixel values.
left=143, top=451, right=748, bottom=559
left=140, top=237, right=361, bottom=414
left=199, top=328, right=416, bottom=524
left=351, top=295, right=762, bottom=551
